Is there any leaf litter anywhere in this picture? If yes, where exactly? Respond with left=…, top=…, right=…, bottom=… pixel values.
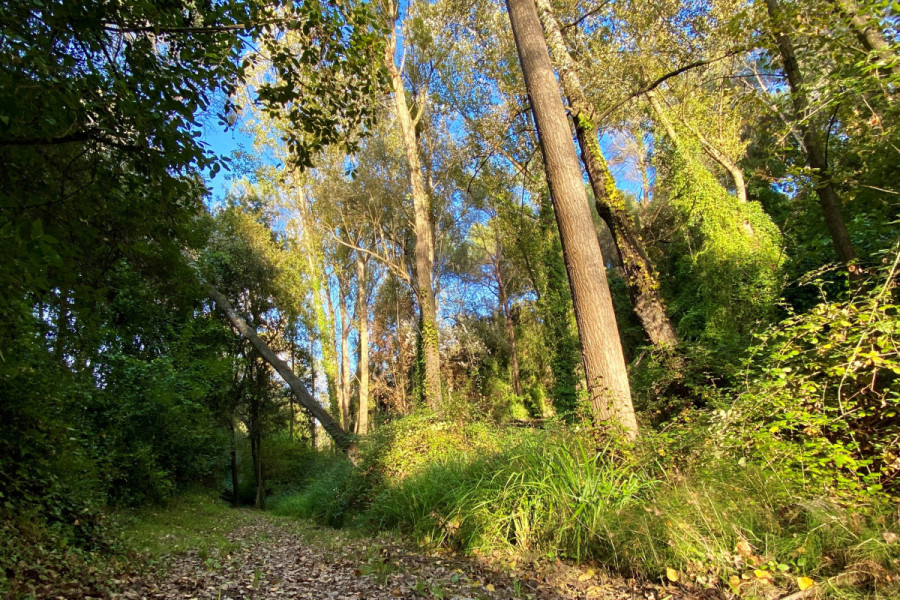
left=39, top=510, right=709, bottom=600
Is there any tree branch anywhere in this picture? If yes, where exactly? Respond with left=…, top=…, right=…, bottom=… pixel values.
left=103, top=23, right=250, bottom=35
left=596, top=51, right=744, bottom=123
left=560, top=0, right=612, bottom=32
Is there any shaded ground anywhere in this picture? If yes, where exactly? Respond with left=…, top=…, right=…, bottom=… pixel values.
left=100, top=512, right=695, bottom=600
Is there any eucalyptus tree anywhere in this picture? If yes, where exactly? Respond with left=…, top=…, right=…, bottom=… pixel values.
left=383, top=0, right=443, bottom=410
left=504, top=0, right=638, bottom=436
left=420, top=0, right=584, bottom=416
left=534, top=0, right=677, bottom=348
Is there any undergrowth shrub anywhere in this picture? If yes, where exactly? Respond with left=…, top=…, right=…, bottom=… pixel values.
left=355, top=412, right=520, bottom=483
left=267, top=453, right=359, bottom=527
left=713, top=251, right=900, bottom=498
left=362, top=424, right=899, bottom=588
left=366, top=429, right=658, bottom=558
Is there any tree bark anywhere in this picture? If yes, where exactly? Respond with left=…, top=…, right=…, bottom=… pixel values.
left=308, top=336, right=317, bottom=448
left=385, top=23, right=442, bottom=410
left=289, top=329, right=295, bottom=439
left=534, top=0, right=678, bottom=349
left=338, top=275, right=352, bottom=429
left=206, top=284, right=351, bottom=450
left=250, top=411, right=264, bottom=510
left=324, top=277, right=344, bottom=426
left=504, top=0, right=638, bottom=438
left=230, top=420, right=240, bottom=508
left=355, top=252, right=370, bottom=435
left=765, top=0, right=862, bottom=281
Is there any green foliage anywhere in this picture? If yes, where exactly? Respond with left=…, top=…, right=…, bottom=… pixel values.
left=274, top=415, right=899, bottom=591
left=536, top=197, right=581, bottom=417
left=267, top=456, right=359, bottom=527
left=367, top=429, right=655, bottom=556
left=607, top=271, right=649, bottom=361
left=629, top=344, right=729, bottom=422
left=356, top=413, right=514, bottom=484
left=651, top=138, right=785, bottom=350
left=713, top=251, right=900, bottom=497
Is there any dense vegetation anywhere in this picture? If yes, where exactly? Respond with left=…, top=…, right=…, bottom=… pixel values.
left=2, top=0, right=898, bottom=598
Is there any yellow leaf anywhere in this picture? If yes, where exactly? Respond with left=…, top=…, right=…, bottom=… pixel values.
left=798, top=577, right=815, bottom=590
left=754, top=569, right=773, bottom=580
left=578, top=569, right=595, bottom=582
left=485, top=583, right=495, bottom=592
left=728, top=575, right=741, bottom=588
left=666, top=567, right=679, bottom=582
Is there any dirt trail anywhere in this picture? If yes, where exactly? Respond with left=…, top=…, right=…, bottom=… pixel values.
left=107, top=513, right=694, bottom=600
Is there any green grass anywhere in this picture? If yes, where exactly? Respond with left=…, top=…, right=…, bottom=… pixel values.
left=114, top=491, right=249, bottom=563
left=262, top=414, right=900, bottom=598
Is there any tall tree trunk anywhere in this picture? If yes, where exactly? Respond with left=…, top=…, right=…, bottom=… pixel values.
left=834, top=0, right=900, bottom=77
left=504, top=0, right=638, bottom=438
left=248, top=381, right=265, bottom=510
left=355, top=253, right=370, bottom=435
left=206, top=284, right=351, bottom=450
left=230, top=419, right=240, bottom=508
left=385, top=20, right=442, bottom=411
left=765, top=0, right=862, bottom=281
left=534, top=0, right=677, bottom=349
left=308, top=336, right=317, bottom=448
left=324, top=277, right=344, bottom=425
left=338, top=275, right=352, bottom=429
left=297, top=193, right=341, bottom=418
left=289, top=328, right=295, bottom=439
left=251, top=431, right=264, bottom=510
left=495, top=257, right=523, bottom=397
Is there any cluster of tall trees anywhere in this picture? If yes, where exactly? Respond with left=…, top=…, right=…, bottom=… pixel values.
left=2, top=0, right=898, bottom=517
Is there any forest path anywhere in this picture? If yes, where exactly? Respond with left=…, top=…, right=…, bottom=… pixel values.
left=122, top=510, right=696, bottom=600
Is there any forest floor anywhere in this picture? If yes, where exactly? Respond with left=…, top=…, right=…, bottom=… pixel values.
left=67, top=503, right=708, bottom=600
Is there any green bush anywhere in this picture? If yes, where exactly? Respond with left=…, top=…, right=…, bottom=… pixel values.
left=366, top=429, right=656, bottom=557
left=711, top=253, right=900, bottom=498
left=267, top=453, right=360, bottom=527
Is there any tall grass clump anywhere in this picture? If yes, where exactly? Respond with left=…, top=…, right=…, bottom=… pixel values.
left=362, top=421, right=899, bottom=589
left=366, top=429, right=658, bottom=559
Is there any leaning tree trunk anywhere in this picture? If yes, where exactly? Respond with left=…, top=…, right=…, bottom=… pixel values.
left=834, top=0, right=900, bottom=78
left=206, top=285, right=351, bottom=450
left=765, top=0, right=862, bottom=282
left=385, top=25, right=442, bottom=410
left=505, top=0, right=638, bottom=438
left=355, top=252, right=370, bottom=435
left=534, top=0, right=677, bottom=349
